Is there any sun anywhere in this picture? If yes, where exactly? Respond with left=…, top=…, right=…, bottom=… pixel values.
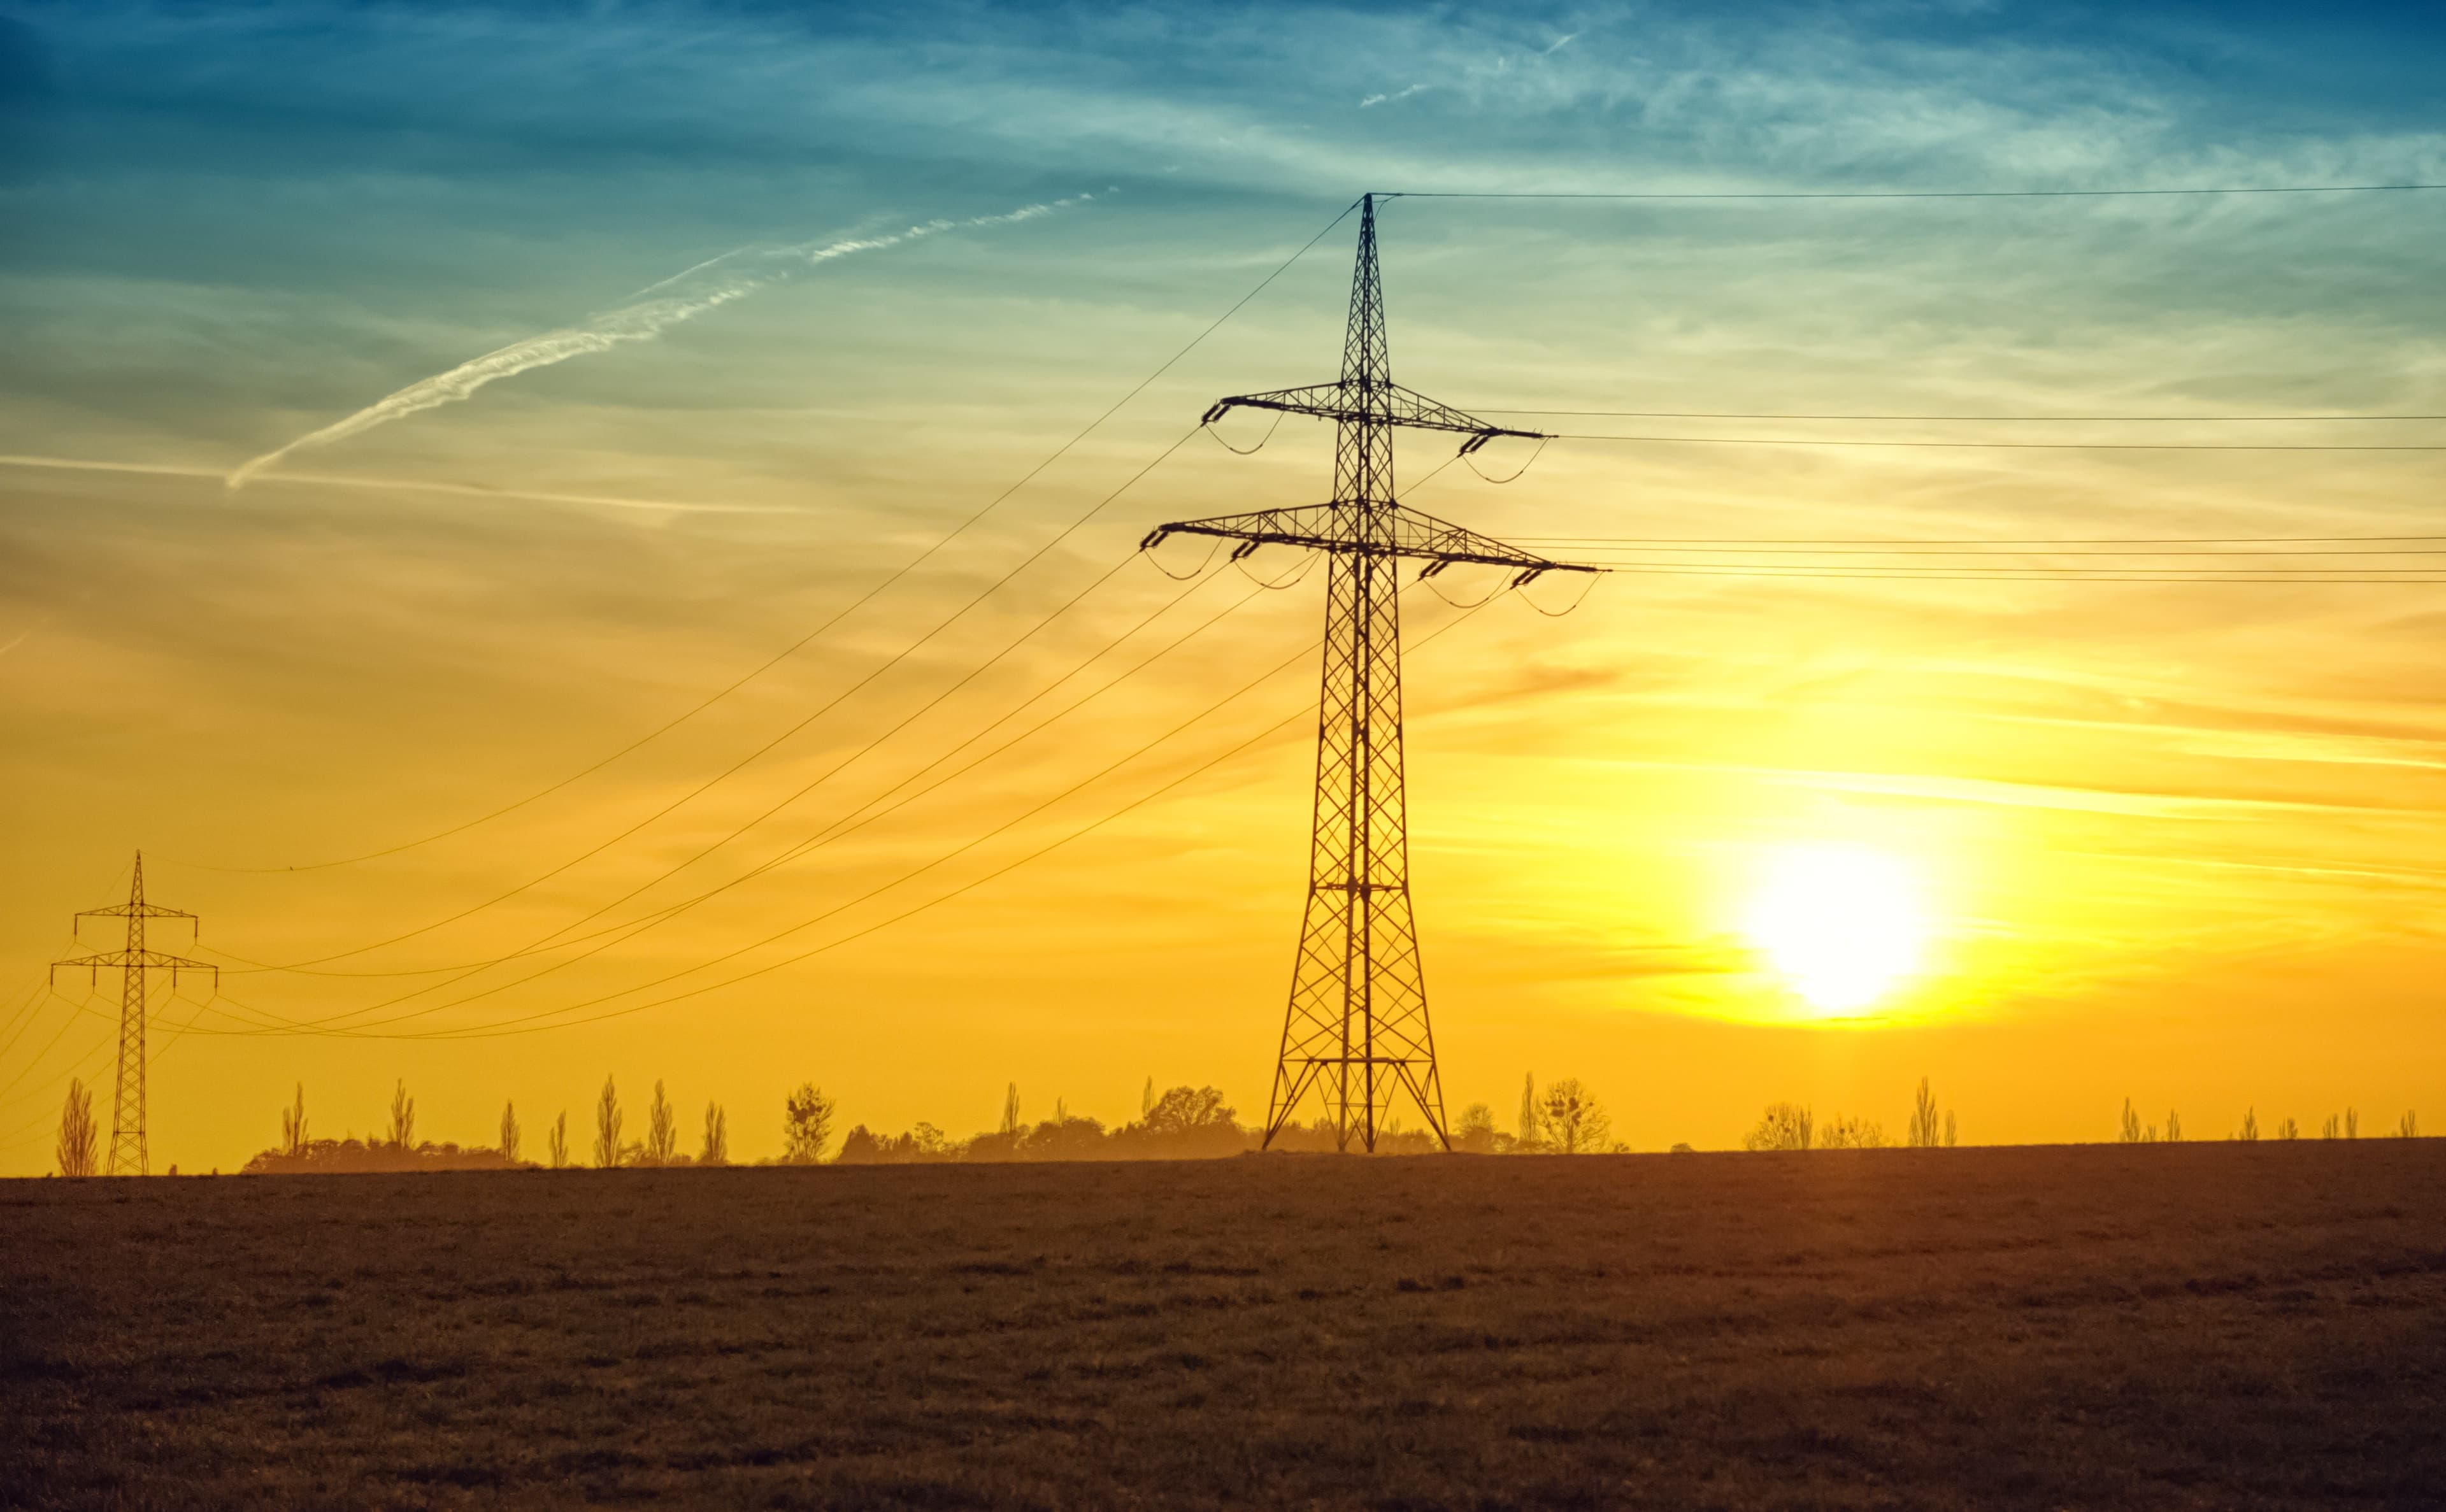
left=1742, top=843, right=1929, bottom=1015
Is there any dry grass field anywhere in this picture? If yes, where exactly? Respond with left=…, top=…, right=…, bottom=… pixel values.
left=6, top=1143, right=2445, bottom=1509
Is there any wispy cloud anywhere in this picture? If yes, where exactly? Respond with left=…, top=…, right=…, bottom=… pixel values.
left=1358, top=83, right=1427, bottom=109
left=225, top=195, right=1096, bottom=489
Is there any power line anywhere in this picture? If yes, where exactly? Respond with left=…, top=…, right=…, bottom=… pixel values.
left=1478, top=409, right=2446, bottom=422
left=1549, top=433, right=2446, bottom=452
left=1386, top=184, right=2446, bottom=201
left=276, top=587, right=1506, bottom=1045
left=219, top=559, right=1278, bottom=1036
left=202, top=569, right=1292, bottom=1039
left=233, top=424, right=1208, bottom=974
left=168, top=197, right=1364, bottom=877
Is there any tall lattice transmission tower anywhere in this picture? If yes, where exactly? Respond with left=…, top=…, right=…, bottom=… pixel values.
left=1143, top=194, right=1597, bottom=1152
left=52, top=852, right=215, bottom=1175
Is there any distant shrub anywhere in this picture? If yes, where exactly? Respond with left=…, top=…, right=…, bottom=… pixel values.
left=1743, top=1102, right=1813, bottom=1152
left=1536, top=1079, right=1612, bottom=1154
left=57, top=1078, right=97, bottom=1178
left=2236, top=1108, right=2259, bottom=1143
left=783, top=1084, right=836, bottom=1164
left=1819, top=1115, right=1886, bottom=1150
left=1452, top=1102, right=1499, bottom=1153
left=2275, top=1116, right=2299, bottom=1141
left=241, top=1138, right=519, bottom=1175
left=2321, top=1113, right=2340, bottom=1140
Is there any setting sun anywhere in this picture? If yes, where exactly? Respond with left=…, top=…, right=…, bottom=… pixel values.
left=1743, top=845, right=1930, bottom=1015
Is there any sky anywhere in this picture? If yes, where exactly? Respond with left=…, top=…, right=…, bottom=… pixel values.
left=3, top=0, right=2443, bottom=1172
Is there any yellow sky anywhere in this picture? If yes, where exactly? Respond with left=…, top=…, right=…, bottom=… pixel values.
left=3, top=6, right=2443, bottom=1171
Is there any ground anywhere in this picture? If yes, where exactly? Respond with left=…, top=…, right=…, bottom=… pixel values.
left=5, top=1143, right=2444, bottom=1509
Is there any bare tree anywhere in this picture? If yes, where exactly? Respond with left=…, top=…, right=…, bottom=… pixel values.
left=783, top=1083, right=835, bottom=1165
left=1536, top=1078, right=1612, bottom=1153
left=1452, top=1102, right=1498, bottom=1153
left=1943, top=1109, right=1958, bottom=1148
left=2399, top=1110, right=2420, bottom=1139
left=594, top=1076, right=624, bottom=1168
left=387, top=1080, right=416, bottom=1150
left=1517, top=1072, right=1541, bottom=1150
left=547, top=1111, right=569, bottom=1169
left=1908, top=1077, right=1940, bottom=1148
left=2118, top=1097, right=2141, bottom=1143
left=281, top=1083, right=308, bottom=1157
left=2166, top=1109, right=2183, bottom=1143
left=57, top=1078, right=97, bottom=1178
left=2321, top=1113, right=2340, bottom=1139
left=2346, top=1108, right=2359, bottom=1139
left=1743, top=1102, right=1814, bottom=1152
left=497, top=1100, right=520, bottom=1164
left=2275, top=1116, right=2300, bottom=1140
left=1000, top=1082, right=1022, bottom=1138
left=644, top=1080, right=677, bottom=1166
left=700, top=1101, right=728, bottom=1166
left=2237, top=1107, right=2259, bottom=1142
left=1141, top=1076, right=1154, bottom=1118
left=1819, top=1114, right=1887, bottom=1149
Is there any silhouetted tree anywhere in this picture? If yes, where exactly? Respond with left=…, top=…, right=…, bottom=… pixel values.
left=1112, top=1085, right=1243, bottom=1157
left=2237, top=1107, right=2259, bottom=1142
left=387, top=1080, right=416, bottom=1150
left=1019, top=1113, right=1108, bottom=1160
left=783, top=1083, right=834, bottom=1164
left=498, top=1100, right=520, bottom=1164
left=2321, top=1113, right=2340, bottom=1139
left=547, top=1111, right=569, bottom=1169
left=2166, top=1109, right=2183, bottom=1143
left=1537, top=1078, right=1611, bottom=1153
left=1819, top=1113, right=1886, bottom=1149
left=835, top=1124, right=881, bottom=1163
left=57, top=1078, right=97, bottom=1178
left=1908, top=1077, right=1941, bottom=1148
left=282, top=1083, right=308, bottom=1158
left=2399, top=1110, right=2420, bottom=1139
left=2275, top=1116, right=2300, bottom=1140
left=1000, top=1082, right=1021, bottom=1138
left=645, top=1080, right=677, bottom=1166
left=2119, top=1097, right=2143, bottom=1144
left=1943, top=1109, right=1958, bottom=1147
left=700, top=1101, right=728, bottom=1166
left=1517, top=1072, right=1540, bottom=1149
left=2346, top=1108, right=2359, bottom=1139
left=1452, top=1101, right=1498, bottom=1153
left=1141, top=1076, right=1155, bottom=1118
left=1743, top=1102, right=1813, bottom=1152
left=594, top=1076, right=624, bottom=1168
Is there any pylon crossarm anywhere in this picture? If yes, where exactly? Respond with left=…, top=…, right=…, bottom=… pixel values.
left=1143, top=502, right=1599, bottom=576
left=1205, top=381, right=1548, bottom=445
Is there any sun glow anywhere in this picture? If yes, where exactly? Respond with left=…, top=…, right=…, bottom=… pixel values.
left=1743, top=844, right=1929, bottom=1015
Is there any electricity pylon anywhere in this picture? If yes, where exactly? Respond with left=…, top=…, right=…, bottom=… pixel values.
left=52, top=852, right=215, bottom=1175
left=1143, top=194, right=1597, bottom=1152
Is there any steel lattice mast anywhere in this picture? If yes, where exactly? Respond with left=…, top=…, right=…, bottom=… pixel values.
left=1143, top=194, right=1598, bottom=1152
left=52, top=852, right=215, bottom=1175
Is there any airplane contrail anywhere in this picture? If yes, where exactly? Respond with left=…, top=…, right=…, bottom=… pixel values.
left=227, top=195, right=1094, bottom=490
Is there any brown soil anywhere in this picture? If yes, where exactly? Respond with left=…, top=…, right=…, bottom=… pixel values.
left=5, top=1143, right=2443, bottom=1509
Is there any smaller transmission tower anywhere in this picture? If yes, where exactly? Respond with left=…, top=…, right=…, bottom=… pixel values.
left=52, top=852, right=215, bottom=1176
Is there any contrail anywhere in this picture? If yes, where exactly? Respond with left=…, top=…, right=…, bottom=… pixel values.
left=227, top=195, right=1095, bottom=490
